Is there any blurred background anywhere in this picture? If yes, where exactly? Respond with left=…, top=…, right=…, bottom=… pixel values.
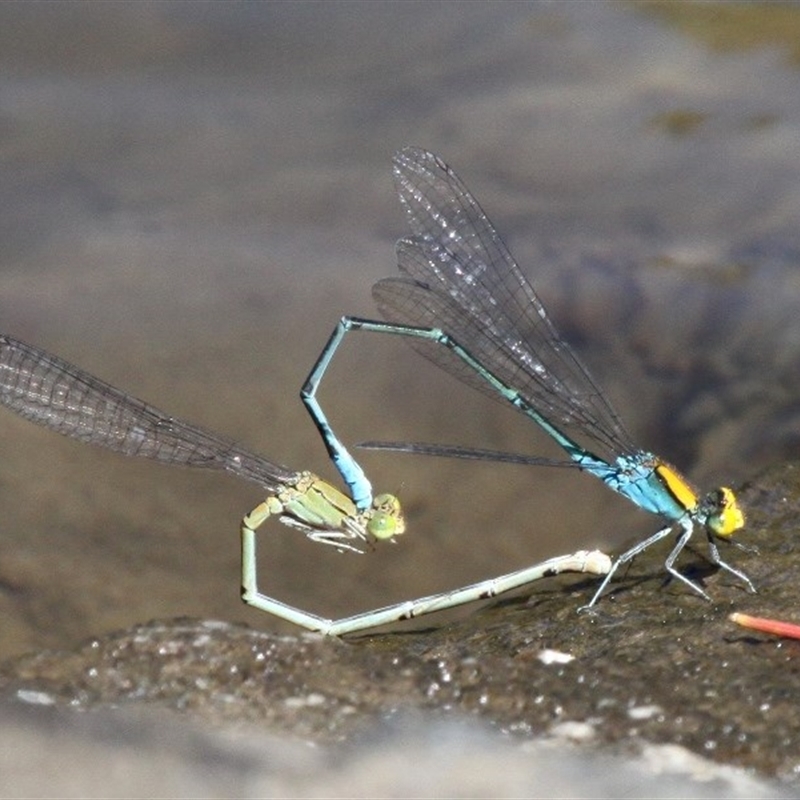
left=1, top=1, right=800, bottom=655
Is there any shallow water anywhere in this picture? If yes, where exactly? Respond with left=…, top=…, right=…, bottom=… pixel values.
left=1, top=2, right=800, bottom=654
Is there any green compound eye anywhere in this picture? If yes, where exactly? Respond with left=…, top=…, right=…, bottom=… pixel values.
left=367, top=493, right=405, bottom=540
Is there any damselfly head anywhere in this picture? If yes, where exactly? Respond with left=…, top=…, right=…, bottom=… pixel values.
left=367, top=493, right=406, bottom=540
left=705, top=486, right=745, bottom=538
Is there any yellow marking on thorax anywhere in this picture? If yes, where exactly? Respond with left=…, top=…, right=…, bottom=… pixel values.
left=655, top=462, right=698, bottom=512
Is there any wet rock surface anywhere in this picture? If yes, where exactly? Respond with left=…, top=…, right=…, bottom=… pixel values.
left=1, top=461, right=798, bottom=795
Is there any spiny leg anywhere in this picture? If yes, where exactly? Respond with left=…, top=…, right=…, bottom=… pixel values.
left=578, top=522, right=677, bottom=611
left=665, top=519, right=756, bottom=598
left=704, top=536, right=757, bottom=594
left=663, top=518, right=711, bottom=601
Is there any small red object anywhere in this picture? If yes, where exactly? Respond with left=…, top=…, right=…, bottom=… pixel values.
left=729, top=612, right=800, bottom=640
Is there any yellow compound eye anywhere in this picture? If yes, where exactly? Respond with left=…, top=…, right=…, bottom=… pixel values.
left=707, top=487, right=745, bottom=538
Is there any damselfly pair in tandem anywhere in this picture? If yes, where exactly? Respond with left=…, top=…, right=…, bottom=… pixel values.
left=0, top=148, right=753, bottom=636
left=305, top=147, right=755, bottom=619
